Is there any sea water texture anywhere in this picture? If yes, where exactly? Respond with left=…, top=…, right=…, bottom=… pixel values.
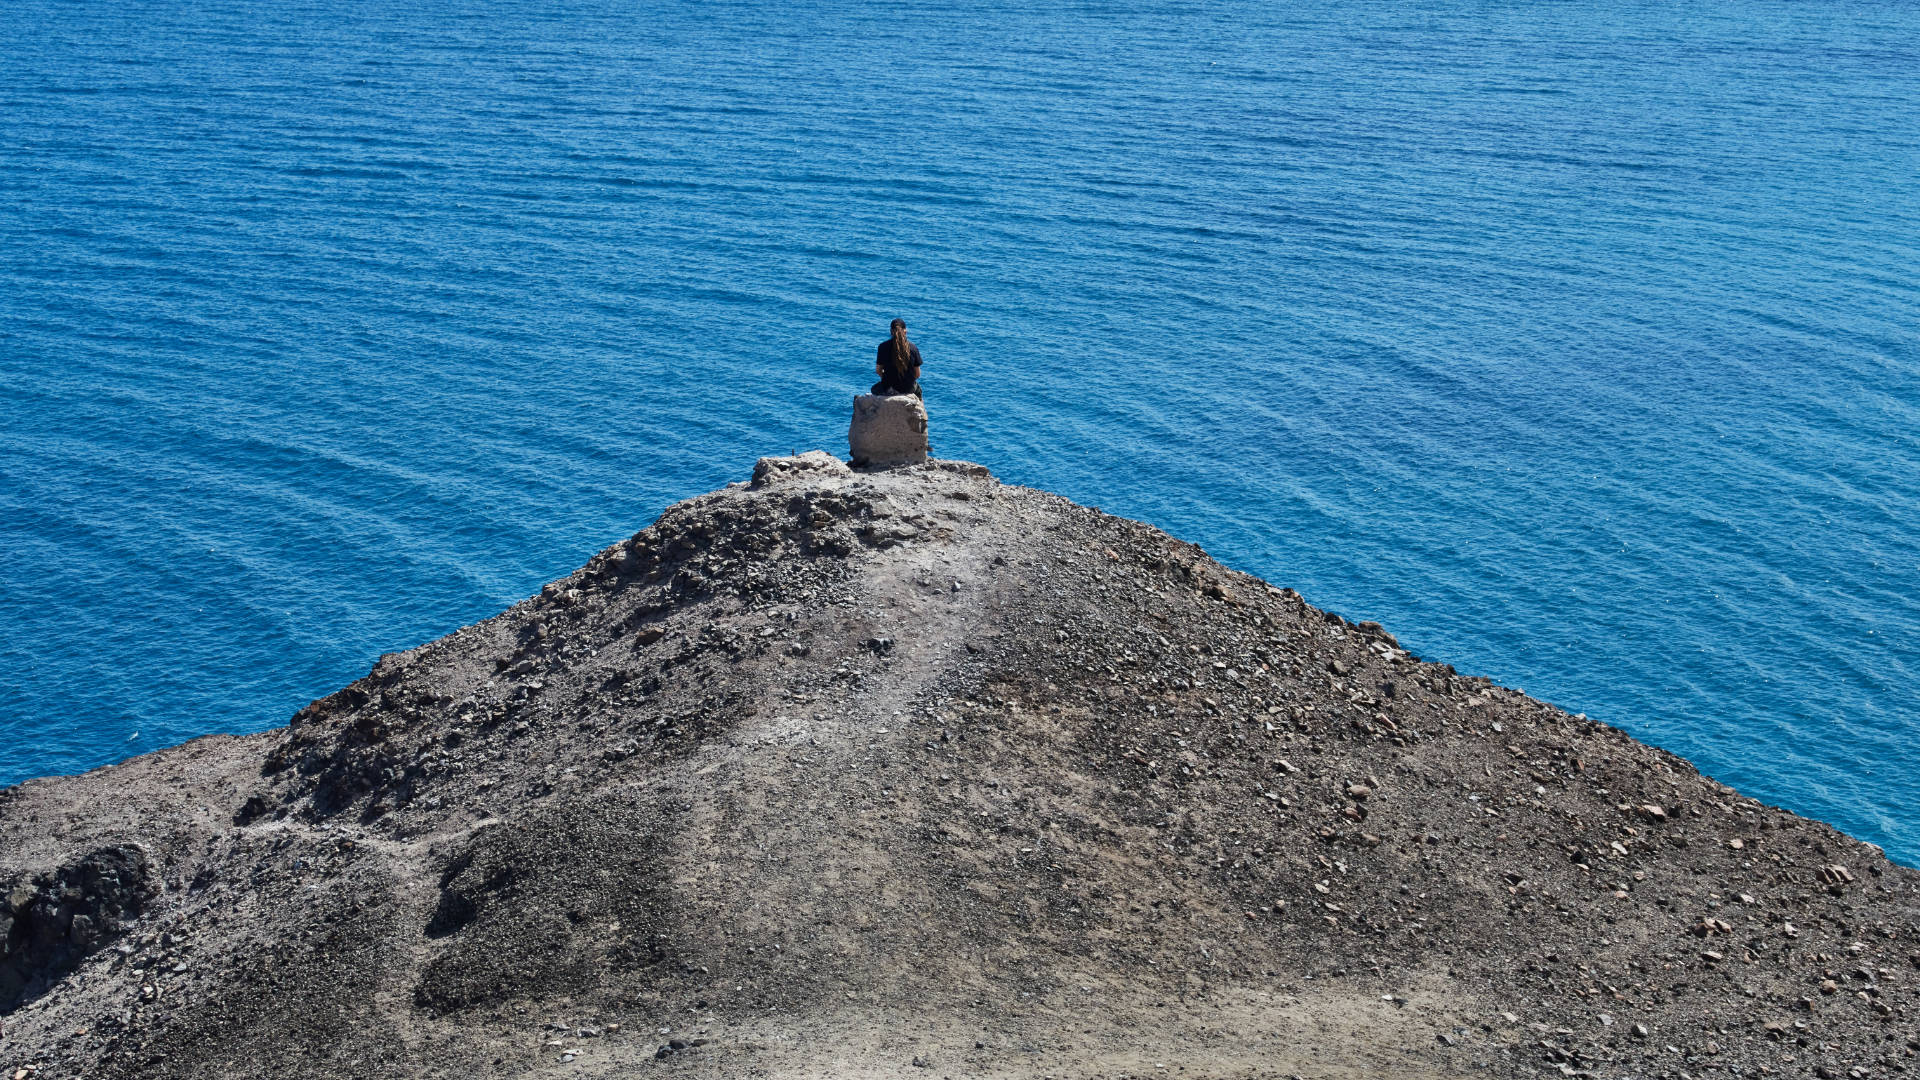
left=2, top=1, right=1917, bottom=860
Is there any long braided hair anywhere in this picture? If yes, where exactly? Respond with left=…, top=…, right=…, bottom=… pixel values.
left=888, top=318, right=913, bottom=381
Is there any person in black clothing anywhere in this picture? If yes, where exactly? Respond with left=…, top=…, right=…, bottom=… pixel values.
left=872, top=318, right=922, bottom=398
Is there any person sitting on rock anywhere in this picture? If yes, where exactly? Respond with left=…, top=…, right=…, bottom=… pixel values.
left=872, top=318, right=923, bottom=398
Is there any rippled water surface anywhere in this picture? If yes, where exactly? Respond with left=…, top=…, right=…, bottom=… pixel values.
left=3, top=0, right=1917, bottom=860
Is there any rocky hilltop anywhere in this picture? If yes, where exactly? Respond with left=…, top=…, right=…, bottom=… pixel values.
left=2, top=455, right=1916, bottom=1080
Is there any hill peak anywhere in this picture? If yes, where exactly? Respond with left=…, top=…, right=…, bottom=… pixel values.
left=2, top=456, right=1913, bottom=1079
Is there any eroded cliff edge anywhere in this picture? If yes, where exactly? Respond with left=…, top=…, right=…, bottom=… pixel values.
left=3, top=454, right=1915, bottom=1080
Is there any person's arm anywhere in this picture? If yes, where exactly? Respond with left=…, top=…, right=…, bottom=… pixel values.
left=877, top=342, right=888, bottom=377
left=910, top=343, right=922, bottom=378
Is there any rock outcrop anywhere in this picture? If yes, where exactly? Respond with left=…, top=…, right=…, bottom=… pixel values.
left=0, top=456, right=1914, bottom=1080
left=1, top=846, right=153, bottom=1014
left=847, top=393, right=929, bottom=467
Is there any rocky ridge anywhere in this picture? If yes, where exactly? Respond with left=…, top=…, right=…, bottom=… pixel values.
left=2, top=453, right=1916, bottom=1080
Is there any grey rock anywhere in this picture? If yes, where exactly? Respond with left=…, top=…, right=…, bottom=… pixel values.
left=751, top=450, right=852, bottom=488
left=848, top=394, right=929, bottom=467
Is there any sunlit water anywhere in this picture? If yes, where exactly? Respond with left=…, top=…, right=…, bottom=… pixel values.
left=3, top=0, right=1917, bottom=861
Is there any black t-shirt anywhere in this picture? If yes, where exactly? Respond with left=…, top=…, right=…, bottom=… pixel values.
left=876, top=339, right=922, bottom=391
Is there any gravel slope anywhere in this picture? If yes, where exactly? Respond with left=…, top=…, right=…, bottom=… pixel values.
left=3, top=453, right=1916, bottom=1080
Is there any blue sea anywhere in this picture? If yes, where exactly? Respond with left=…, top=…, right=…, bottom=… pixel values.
left=3, top=0, right=1916, bottom=861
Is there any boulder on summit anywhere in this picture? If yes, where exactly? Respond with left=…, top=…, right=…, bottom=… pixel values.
left=847, top=393, right=928, bottom=467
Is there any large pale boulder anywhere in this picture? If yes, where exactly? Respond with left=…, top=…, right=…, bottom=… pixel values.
left=847, top=393, right=929, bottom=468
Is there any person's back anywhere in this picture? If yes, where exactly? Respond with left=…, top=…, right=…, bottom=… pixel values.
left=872, top=318, right=922, bottom=397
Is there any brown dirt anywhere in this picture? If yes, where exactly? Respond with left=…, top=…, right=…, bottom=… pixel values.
left=2, top=453, right=1916, bottom=1080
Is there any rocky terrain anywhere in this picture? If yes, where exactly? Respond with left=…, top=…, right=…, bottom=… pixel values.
left=3, top=453, right=1916, bottom=1080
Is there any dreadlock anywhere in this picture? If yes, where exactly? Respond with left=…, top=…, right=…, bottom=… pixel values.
left=888, top=319, right=913, bottom=381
